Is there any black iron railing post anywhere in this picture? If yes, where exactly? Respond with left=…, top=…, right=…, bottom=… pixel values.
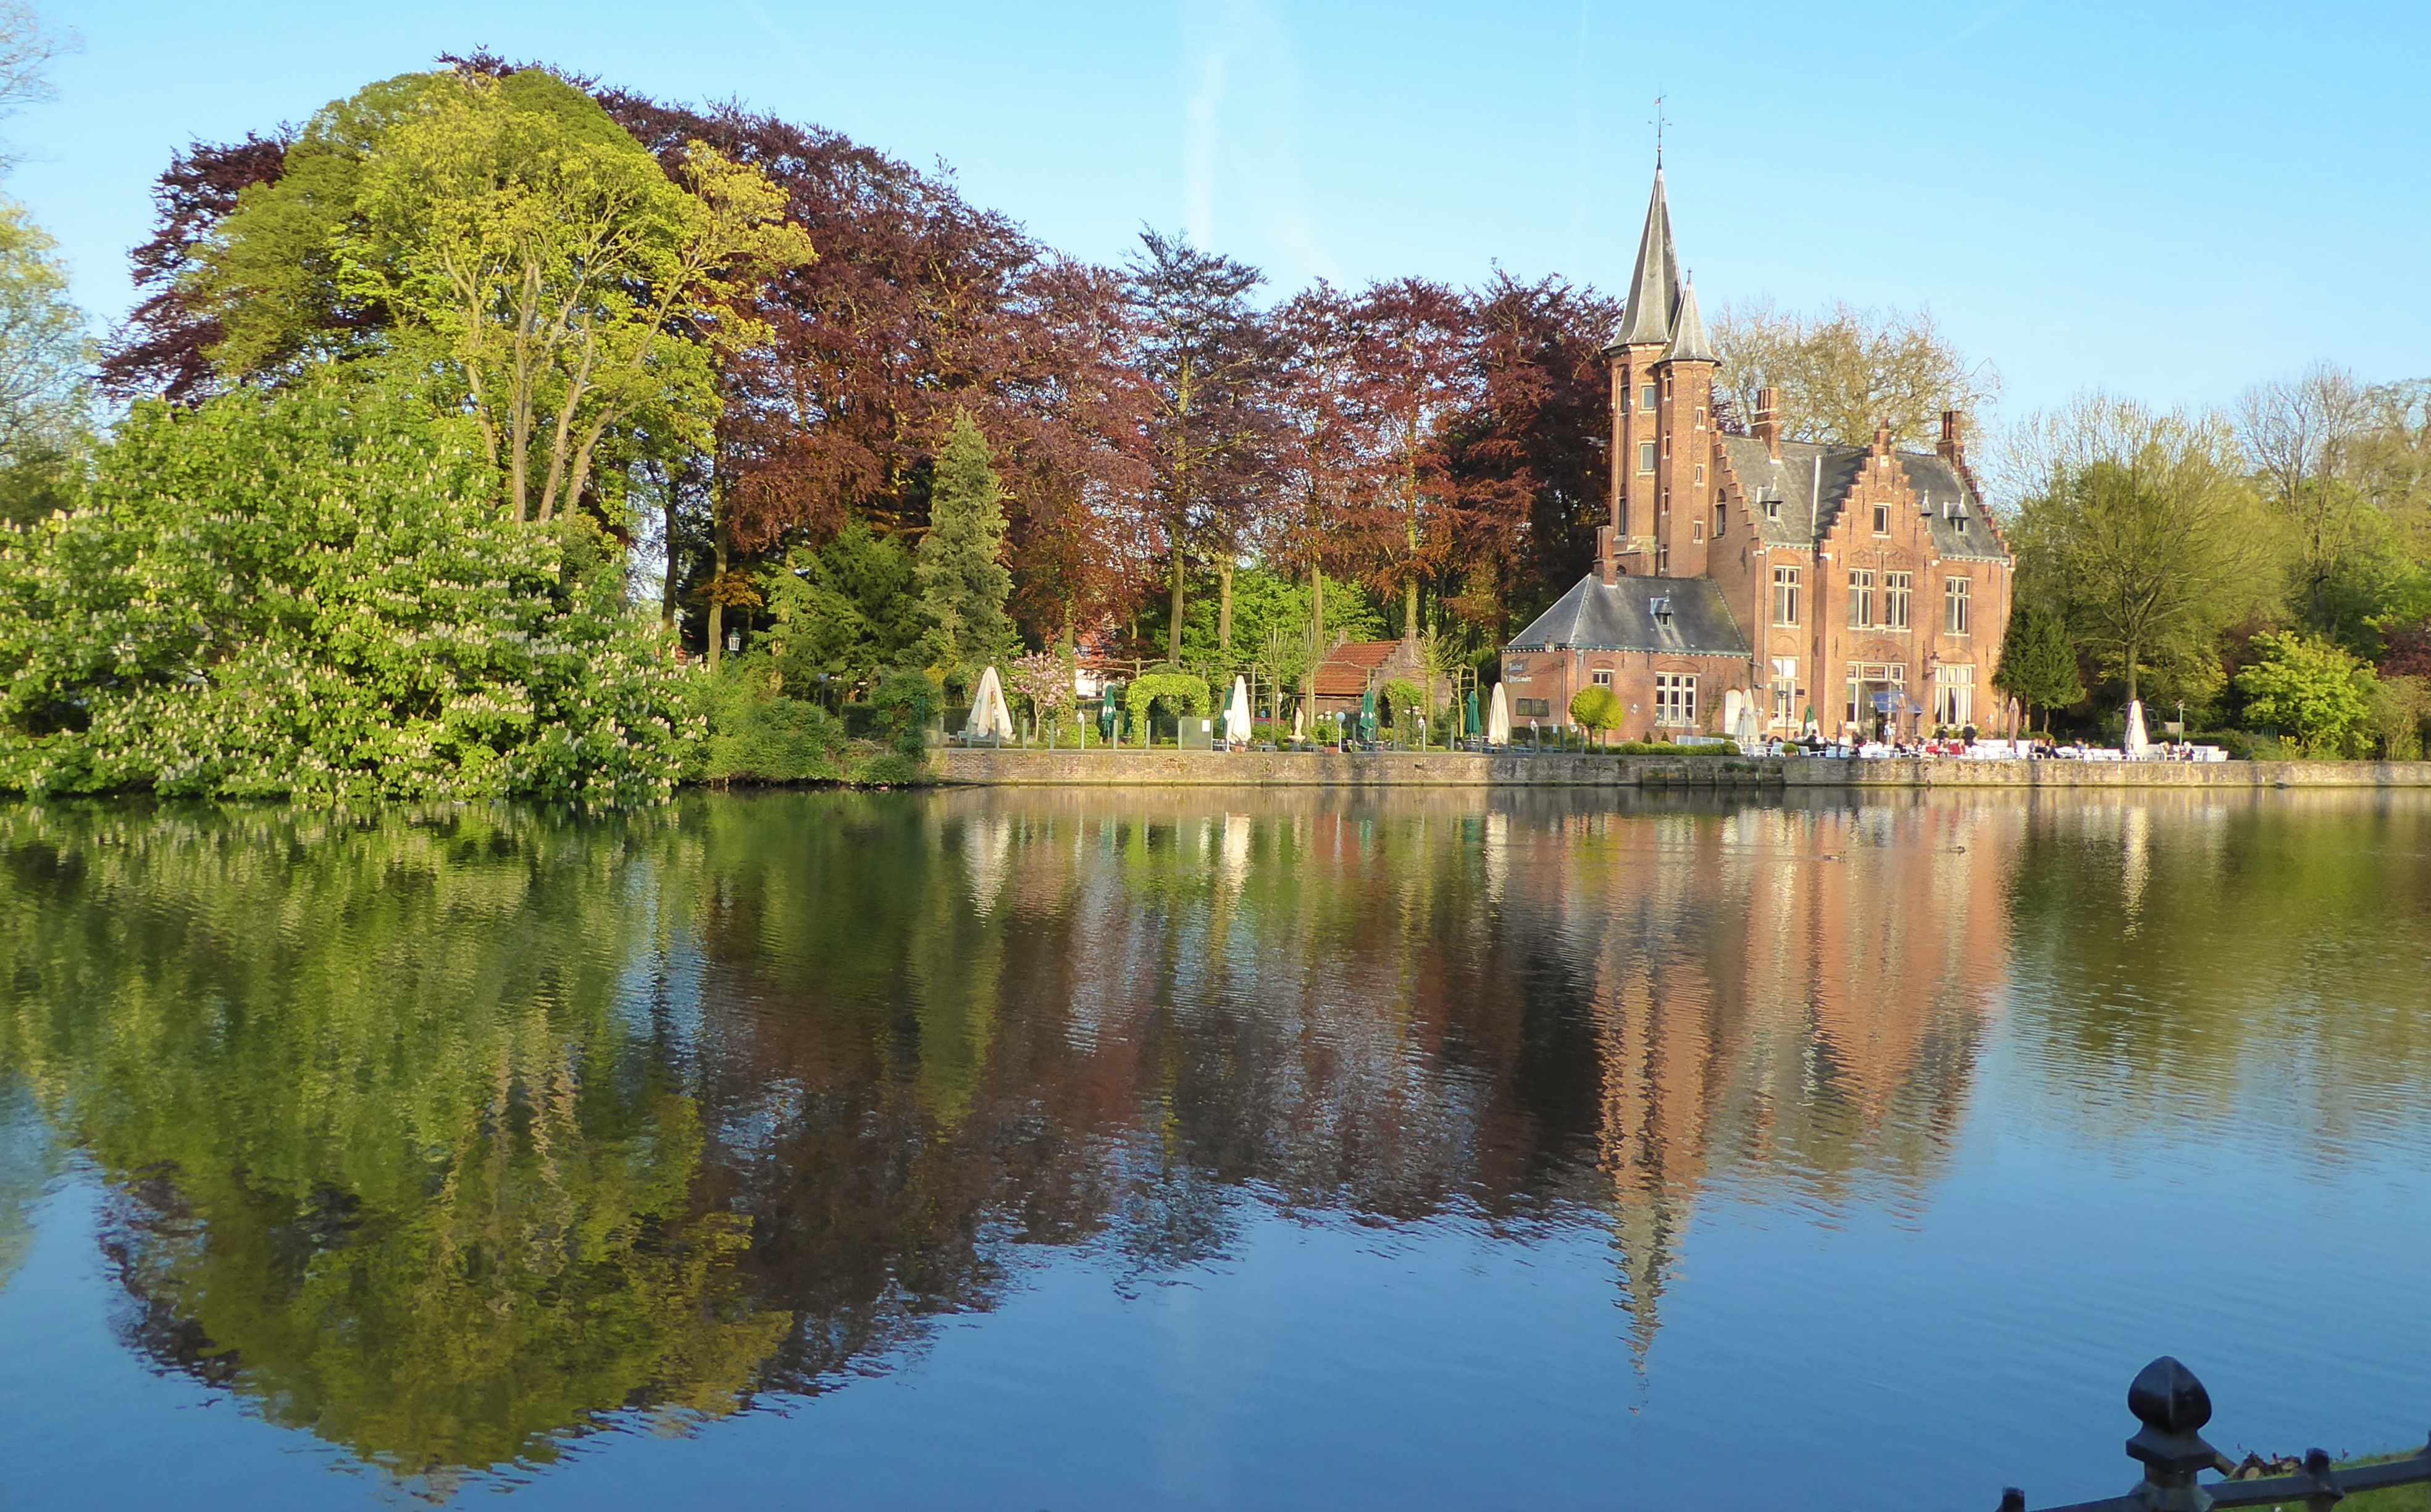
left=2002, top=1355, right=2429, bottom=1511
left=2124, top=1357, right=2228, bottom=1512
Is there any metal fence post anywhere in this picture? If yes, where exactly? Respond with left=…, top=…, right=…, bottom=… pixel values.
left=2124, top=1356, right=2225, bottom=1512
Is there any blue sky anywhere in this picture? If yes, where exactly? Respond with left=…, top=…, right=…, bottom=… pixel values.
left=14, top=0, right=2427, bottom=422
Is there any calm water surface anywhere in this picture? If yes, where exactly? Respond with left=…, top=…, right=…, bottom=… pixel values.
left=1, top=789, right=2427, bottom=1510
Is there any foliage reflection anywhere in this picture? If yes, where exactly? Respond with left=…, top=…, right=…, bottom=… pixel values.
left=4, top=788, right=2427, bottom=1483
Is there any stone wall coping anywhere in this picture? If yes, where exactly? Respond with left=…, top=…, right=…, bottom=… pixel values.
left=925, top=749, right=2431, bottom=790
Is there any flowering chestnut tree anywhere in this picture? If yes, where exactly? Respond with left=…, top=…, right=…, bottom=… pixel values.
left=0, top=380, right=693, bottom=803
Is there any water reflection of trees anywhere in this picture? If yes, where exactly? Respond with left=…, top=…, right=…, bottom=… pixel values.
left=13, top=789, right=2419, bottom=1481
left=0, top=807, right=792, bottom=1484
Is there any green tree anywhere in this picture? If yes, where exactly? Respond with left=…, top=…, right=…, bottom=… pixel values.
left=1570, top=685, right=1623, bottom=747
left=1993, top=601, right=2086, bottom=732
left=1710, top=297, right=1998, bottom=448
left=758, top=519, right=927, bottom=693
left=2004, top=399, right=2272, bottom=706
left=0, top=198, right=89, bottom=527
left=196, top=68, right=811, bottom=526
left=2236, top=630, right=2379, bottom=757
left=0, top=379, right=692, bottom=802
left=916, top=411, right=1014, bottom=692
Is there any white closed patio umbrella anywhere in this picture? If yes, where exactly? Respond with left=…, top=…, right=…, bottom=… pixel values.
left=1225, top=675, right=1252, bottom=746
left=2125, top=698, right=2150, bottom=759
left=967, top=665, right=1015, bottom=742
left=1487, top=683, right=1512, bottom=746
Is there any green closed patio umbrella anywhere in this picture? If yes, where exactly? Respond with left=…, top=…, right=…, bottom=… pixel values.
left=1464, top=688, right=1480, bottom=738
left=1359, top=687, right=1376, bottom=744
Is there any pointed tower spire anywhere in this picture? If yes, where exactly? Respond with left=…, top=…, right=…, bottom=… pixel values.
left=1662, top=274, right=1715, bottom=364
left=1613, top=168, right=1680, bottom=348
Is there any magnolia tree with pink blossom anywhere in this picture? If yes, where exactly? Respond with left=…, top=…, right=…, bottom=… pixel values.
left=1009, top=649, right=1077, bottom=740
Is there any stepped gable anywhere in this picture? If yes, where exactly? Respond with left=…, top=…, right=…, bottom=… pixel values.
left=1716, top=437, right=1994, bottom=552
left=1507, top=575, right=1748, bottom=658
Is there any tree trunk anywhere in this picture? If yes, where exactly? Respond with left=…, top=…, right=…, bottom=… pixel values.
left=1218, top=559, right=1234, bottom=664
left=661, top=480, right=680, bottom=630
left=1404, top=576, right=1418, bottom=642
left=2123, top=638, right=2138, bottom=707
left=1167, top=543, right=1186, bottom=664
left=1303, top=567, right=1324, bottom=712
left=707, top=517, right=730, bottom=672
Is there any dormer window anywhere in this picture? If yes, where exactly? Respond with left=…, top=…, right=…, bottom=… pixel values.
left=1764, top=497, right=1781, bottom=521
left=1650, top=596, right=1673, bottom=627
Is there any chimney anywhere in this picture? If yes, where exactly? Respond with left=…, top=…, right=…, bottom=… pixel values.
left=1937, top=409, right=1965, bottom=464
left=1754, top=386, right=1781, bottom=460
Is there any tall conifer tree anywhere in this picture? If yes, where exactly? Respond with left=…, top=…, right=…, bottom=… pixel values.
left=1994, top=602, right=2086, bottom=732
left=917, top=410, right=1014, bottom=691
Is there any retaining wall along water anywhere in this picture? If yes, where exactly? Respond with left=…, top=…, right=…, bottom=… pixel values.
left=927, top=748, right=2431, bottom=788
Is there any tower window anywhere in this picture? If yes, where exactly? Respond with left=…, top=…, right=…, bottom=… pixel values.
left=1692, top=519, right=1705, bottom=542
left=1694, top=464, right=1705, bottom=484
left=1638, top=441, right=1656, bottom=473
left=1695, top=406, right=1707, bottom=430
left=1639, top=384, right=1657, bottom=413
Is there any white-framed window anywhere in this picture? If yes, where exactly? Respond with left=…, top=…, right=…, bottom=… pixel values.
left=1695, top=406, right=1707, bottom=430
left=1714, top=501, right=1726, bottom=537
left=1638, top=441, right=1656, bottom=473
left=1692, top=519, right=1705, bottom=542
left=1872, top=502, right=1891, bottom=535
left=1656, top=545, right=1669, bottom=575
left=1591, top=668, right=1613, bottom=687
left=1763, top=497, right=1781, bottom=520
left=1946, top=576, right=1972, bottom=634
left=1934, top=664, right=1975, bottom=728
left=1639, top=384, right=1657, bottom=413
left=1772, top=565, right=1800, bottom=625
left=1654, top=672, right=1697, bottom=727
left=1847, top=569, right=1874, bottom=628
left=1885, top=572, right=1912, bottom=629
left=1770, top=658, right=1798, bottom=727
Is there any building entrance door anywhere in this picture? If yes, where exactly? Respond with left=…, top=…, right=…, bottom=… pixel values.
left=1843, top=662, right=1907, bottom=740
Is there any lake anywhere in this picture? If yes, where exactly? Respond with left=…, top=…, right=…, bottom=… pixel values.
left=1, top=789, right=2427, bottom=1510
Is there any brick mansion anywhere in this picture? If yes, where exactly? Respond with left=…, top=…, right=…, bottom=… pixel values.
left=1498, top=167, right=2012, bottom=742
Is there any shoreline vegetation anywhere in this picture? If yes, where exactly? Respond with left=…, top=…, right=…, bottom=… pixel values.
left=3, top=48, right=2429, bottom=804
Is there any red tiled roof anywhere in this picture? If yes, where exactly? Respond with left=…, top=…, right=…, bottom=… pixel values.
left=1312, top=641, right=1405, bottom=699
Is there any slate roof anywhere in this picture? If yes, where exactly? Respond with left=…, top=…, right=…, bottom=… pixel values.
left=1507, top=574, right=1750, bottom=657
left=1663, top=278, right=1715, bottom=364
left=1610, top=169, right=1680, bottom=349
left=1717, top=437, right=2006, bottom=559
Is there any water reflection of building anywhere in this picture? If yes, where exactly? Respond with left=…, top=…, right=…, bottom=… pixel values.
left=1, top=792, right=2023, bottom=1480
left=1485, top=798, right=2017, bottom=1355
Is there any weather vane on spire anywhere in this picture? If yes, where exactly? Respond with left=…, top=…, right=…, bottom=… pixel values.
left=1651, top=94, right=1668, bottom=167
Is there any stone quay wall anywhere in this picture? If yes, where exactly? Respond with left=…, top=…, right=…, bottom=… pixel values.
left=926, top=748, right=2431, bottom=790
